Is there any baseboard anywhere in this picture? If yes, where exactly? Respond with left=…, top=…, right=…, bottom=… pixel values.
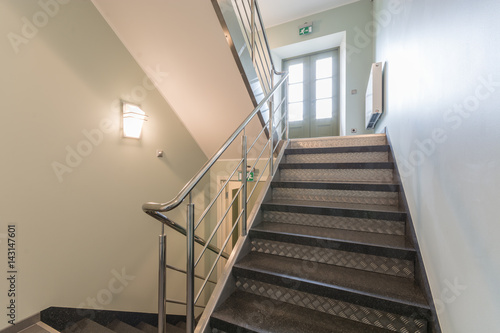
left=385, top=129, right=442, bottom=333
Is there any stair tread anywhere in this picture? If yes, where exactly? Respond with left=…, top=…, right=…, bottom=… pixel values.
left=285, top=144, right=390, bottom=155
left=264, top=199, right=404, bottom=213
left=280, top=162, right=394, bottom=169
left=19, top=324, right=58, bottom=333
left=212, top=290, right=391, bottom=333
left=107, top=319, right=143, bottom=333
left=234, top=252, right=429, bottom=309
left=252, top=222, right=414, bottom=251
left=62, top=319, right=114, bottom=333
left=135, top=322, right=157, bottom=333
left=272, top=181, right=400, bottom=190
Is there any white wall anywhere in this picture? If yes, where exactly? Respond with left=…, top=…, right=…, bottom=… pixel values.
left=0, top=0, right=207, bottom=329
left=373, top=0, right=500, bottom=331
left=266, top=0, right=375, bottom=135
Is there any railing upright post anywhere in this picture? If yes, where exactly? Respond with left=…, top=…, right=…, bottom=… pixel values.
left=285, top=77, right=290, bottom=141
left=250, top=0, right=256, bottom=63
left=241, top=131, right=248, bottom=236
left=186, top=197, right=195, bottom=333
left=158, top=226, right=167, bottom=333
left=269, top=94, right=274, bottom=176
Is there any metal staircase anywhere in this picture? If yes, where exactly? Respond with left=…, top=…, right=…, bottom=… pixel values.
left=208, top=134, right=440, bottom=333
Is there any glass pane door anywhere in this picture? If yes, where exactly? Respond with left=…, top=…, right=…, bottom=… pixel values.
left=285, top=49, right=339, bottom=139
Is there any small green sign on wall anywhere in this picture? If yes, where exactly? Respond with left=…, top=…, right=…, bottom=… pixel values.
left=299, top=22, right=313, bottom=36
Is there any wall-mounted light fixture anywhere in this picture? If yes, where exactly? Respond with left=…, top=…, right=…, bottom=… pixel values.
left=122, top=102, right=148, bottom=139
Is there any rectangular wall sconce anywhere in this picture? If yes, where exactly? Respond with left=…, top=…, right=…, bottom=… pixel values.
left=122, top=102, right=148, bottom=139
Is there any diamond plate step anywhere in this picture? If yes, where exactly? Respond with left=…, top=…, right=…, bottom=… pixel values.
left=62, top=319, right=114, bottom=333
left=262, top=200, right=406, bottom=222
left=136, top=322, right=158, bottom=333
left=285, top=145, right=391, bottom=163
left=234, top=278, right=427, bottom=333
left=279, top=162, right=394, bottom=182
left=249, top=222, right=415, bottom=278
left=211, top=291, right=392, bottom=333
left=107, top=319, right=143, bottom=333
left=233, top=253, right=431, bottom=320
left=290, top=134, right=387, bottom=149
left=272, top=181, right=399, bottom=206
left=262, top=210, right=405, bottom=235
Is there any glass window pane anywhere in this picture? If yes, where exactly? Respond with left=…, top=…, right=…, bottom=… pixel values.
left=316, top=79, right=332, bottom=99
left=289, top=63, right=303, bottom=83
left=316, top=99, right=332, bottom=120
left=288, top=83, right=303, bottom=103
left=316, top=57, right=332, bottom=79
left=288, top=102, right=303, bottom=121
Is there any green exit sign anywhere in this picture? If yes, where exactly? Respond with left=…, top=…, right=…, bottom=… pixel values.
left=299, top=22, right=313, bottom=36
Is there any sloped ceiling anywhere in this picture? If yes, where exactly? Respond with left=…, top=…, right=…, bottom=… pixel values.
left=91, top=0, right=255, bottom=158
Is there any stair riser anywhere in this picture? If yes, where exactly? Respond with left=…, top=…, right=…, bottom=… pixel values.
left=235, top=277, right=428, bottom=333
left=251, top=239, right=414, bottom=278
left=273, top=188, right=399, bottom=206
left=291, top=136, right=387, bottom=149
left=285, top=151, right=389, bottom=163
left=262, top=211, right=405, bottom=235
left=280, top=168, right=394, bottom=182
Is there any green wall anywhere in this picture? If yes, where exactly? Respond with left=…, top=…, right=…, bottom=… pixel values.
left=266, top=0, right=375, bottom=135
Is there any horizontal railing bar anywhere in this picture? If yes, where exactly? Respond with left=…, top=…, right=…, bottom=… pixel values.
left=142, top=75, right=288, bottom=214
left=248, top=138, right=270, bottom=177
left=166, top=264, right=217, bottom=285
left=194, top=158, right=244, bottom=231
left=166, top=298, right=204, bottom=309
left=247, top=152, right=271, bottom=203
left=144, top=211, right=229, bottom=259
left=194, top=184, right=243, bottom=268
left=274, top=96, right=286, bottom=116
left=195, top=208, right=244, bottom=305
left=247, top=119, right=269, bottom=154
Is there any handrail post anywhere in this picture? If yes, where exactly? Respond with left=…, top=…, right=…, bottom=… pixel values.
left=285, top=77, right=290, bottom=141
left=158, top=226, right=167, bottom=333
left=250, top=0, right=256, bottom=63
left=269, top=92, right=274, bottom=176
left=241, top=132, right=248, bottom=236
left=186, top=198, right=195, bottom=333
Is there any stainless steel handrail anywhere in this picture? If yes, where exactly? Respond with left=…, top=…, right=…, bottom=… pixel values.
left=147, top=211, right=229, bottom=259
left=142, top=74, right=288, bottom=215
left=146, top=2, right=289, bottom=332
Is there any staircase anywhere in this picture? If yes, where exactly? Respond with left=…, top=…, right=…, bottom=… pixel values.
left=25, top=308, right=188, bottom=333
left=209, top=134, right=438, bottom=333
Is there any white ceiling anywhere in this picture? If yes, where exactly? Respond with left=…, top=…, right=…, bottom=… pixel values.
left=258, top=0, right=360, bottom=27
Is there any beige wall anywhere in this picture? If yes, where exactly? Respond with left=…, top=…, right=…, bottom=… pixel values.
left=0, top=0, right=207, bottom=329
left=373, top=0, right=500, bottom=331
left=266, top=0, right=375, bottom=135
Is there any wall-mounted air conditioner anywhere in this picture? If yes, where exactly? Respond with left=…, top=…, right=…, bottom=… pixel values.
left=365, top=62, right=383, bottom=129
